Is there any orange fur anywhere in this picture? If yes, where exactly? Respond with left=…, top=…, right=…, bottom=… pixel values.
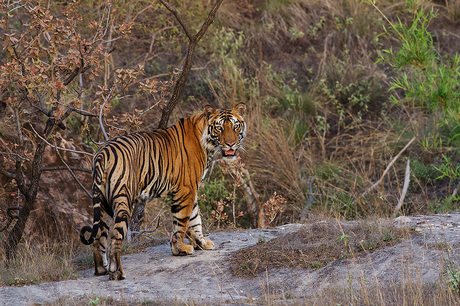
left=80, top=104, right=246, bottom=280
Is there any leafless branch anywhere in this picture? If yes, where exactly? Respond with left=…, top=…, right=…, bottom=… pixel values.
left=54, top=141, right=92, bottom=199
left=131, top=4, right=155, bottom=23
left=29, top=122, right=94, bottom=157
left=0, top=167, right=16, bottom=179
left=158, top=0, right=193, bottom=40
left=143, top=25, right=178, bottom=63
left=194, top=0, right=224, bottom=41
left=145, top=208, right=164, bottom=230
left=131, top=208, right=163, bottom=242
left=14, top=107, right=24, bottom=151
left=54, top=102, right=98, bottom=117
left=63, top=57, right=89, bottom=86
left=157, top=0, right=224, bottom=128
left=42, top=166, right=92, bottom=173
left=98, top=87, right=114, bottom=142
left=139, top=101, right=162, bottom=118
left=92, top=2, right=112, bottom=44
left=0, top=152, right=30, bottom=161
left=362, top=136, right=416, bottom=197
left=86, top=130, right=105, bottom=146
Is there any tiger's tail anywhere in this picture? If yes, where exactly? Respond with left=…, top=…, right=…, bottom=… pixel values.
left=80, top=185, right=103, bottom=245
left=80, top=152, right=105, bottom=246
left=80, top=225, right=95, bottom=245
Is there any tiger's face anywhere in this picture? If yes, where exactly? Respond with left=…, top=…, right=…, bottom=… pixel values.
left=203, top=103, right=246, bottom=160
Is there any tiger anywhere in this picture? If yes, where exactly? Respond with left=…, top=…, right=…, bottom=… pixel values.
left=80, top=103, right=246, bottom=280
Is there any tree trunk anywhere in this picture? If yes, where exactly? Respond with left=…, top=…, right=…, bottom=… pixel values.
left=4, top=117, right=55, bottom=260
left=157, top=42, right=196, bottom=129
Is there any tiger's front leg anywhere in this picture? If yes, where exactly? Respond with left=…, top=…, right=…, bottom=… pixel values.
left=187, top=202, right=214, bottom=251
left=170, top=188, right=195, bottom=256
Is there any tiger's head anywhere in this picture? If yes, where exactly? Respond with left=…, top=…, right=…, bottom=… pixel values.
left=202, top=103, right=246, bottom=161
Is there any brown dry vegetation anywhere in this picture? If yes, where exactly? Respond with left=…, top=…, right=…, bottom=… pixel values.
left=1, top=0, right=458, bottom=241
left=230, top=219, right=410, bottom=278
left=0, top=0, right=459, bottom=301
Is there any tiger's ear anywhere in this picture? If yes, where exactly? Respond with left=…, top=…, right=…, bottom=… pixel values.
left=233, top=103, right=246, bottom=117
left=203, top=105, right=217, bottom=118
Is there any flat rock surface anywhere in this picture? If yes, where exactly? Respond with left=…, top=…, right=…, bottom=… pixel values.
left=1, top=214, right=460, bottom=305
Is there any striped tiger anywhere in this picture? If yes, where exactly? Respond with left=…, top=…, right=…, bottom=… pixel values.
left=80, top=103, right=246, bottom=280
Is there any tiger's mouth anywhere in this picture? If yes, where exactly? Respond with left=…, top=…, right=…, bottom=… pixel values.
left=222, top=149, right=236, bottom=157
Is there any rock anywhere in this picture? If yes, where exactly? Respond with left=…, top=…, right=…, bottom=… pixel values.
left=0, top=215, right=459, bottom=304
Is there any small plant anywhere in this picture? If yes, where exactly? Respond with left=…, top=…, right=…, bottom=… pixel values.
left=436, top=155, right=460, bottom=181
left=337, top=234, right=351, bottom=246
left=88, top=297, right=101, bottom=306
left=220, top=157, right=246, bottom=227
left=262, top=192, right=287, bottom=226
left=289, top=26, right=305, bottom=40
left=381, top=229, right=395, bottom=242
left=311, top=262, right=323, bottom=269
left=209, top=194, right=244, bottom=229
left=445, top=260, right=460, bottom=293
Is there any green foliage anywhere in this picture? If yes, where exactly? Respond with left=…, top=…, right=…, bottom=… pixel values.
left=198, top=172, right=231, bottom=222
left=381, top=228, right=395, bottom=242
left=411, top=159, right=439, bottom=183
left=437, top=156, right=460, bottom=181
left=88, top=297, right=101, bottom=306
left=369, top=0, right=460, bottom=209
left=374, top=1, right=459, bottom=126
left=317, top=57, right=386, bottom=127
left=445, top=260, right=460, bottom=293
left=337, top=233, right=351, bottom=245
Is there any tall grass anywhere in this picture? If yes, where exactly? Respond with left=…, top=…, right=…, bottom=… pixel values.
left=0, top=240, right=84, bottom=286
left=198, top=0, right=460, bottom=223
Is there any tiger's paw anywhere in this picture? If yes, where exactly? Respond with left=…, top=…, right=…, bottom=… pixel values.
left=171, top=242, right=194, bottom=256
left=196, top=238, right=214, bottom=250
left=109, top=270, right=126, bottom=281
left=171, top=235, right=194, bottom=256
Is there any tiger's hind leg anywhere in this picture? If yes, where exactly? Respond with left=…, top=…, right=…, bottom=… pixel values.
left=186, top=202, right=214, bottom=251
left=92, top=188, right=110, bottom=276
left=93, top=211, right=110, bottom=276
left=108, top=198, right=130, bottom=280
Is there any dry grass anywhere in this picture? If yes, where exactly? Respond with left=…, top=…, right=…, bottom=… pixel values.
left=298, top=282, right=460, bottom=306
left=230, top=219, right=411, bottom=278
left=0, top=240, right=81, bottom=286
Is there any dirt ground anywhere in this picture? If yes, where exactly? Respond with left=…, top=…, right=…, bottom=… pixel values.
left=1, top=214, right=460, bottom=305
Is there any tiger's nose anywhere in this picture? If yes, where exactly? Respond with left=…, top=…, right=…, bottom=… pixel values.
left=226, top=142, right=236, bottom=147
